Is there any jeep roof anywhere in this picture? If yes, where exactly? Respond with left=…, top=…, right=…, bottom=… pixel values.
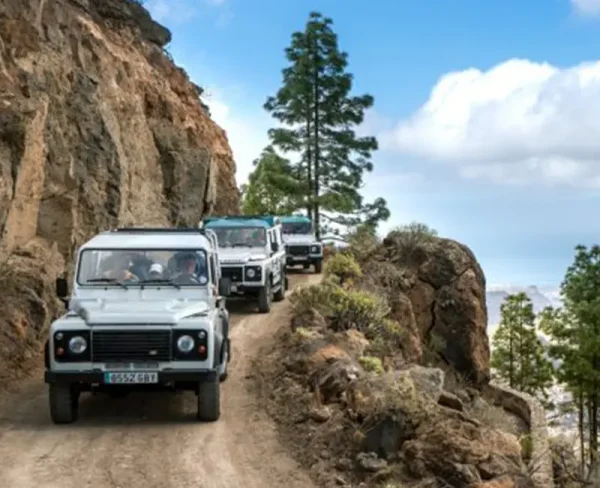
left=203, top=218, right=271, bottom=229
left=202, top=215, right=280, bottom=228
left=280, top=215, right=311, bottom=224
left=80, top=228, right=214, bottom=251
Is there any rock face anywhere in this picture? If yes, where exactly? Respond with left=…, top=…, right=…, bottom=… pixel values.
left=0, top=0, right=239, bottom=383
left=369, top=233, right=491, bottom=385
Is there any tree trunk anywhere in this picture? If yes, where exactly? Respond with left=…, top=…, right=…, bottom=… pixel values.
left=305, top=116, right=312, bottom=220
left=312, top=47, right=321, bottom=240
left=579, top=389, right=585, bottom=477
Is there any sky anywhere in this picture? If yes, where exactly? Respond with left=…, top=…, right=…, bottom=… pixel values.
left=146, top=0, right=600, bottom=288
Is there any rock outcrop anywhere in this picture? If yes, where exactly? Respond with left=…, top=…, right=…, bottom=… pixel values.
left=361, top=232, right=490, bottom=385
left=0, top=0, right=239, bottom=383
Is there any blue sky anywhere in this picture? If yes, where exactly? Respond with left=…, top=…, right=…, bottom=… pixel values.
left=147, top=0, right=600, bottom=288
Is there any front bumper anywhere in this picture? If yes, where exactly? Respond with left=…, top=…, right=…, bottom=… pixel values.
left=286, top=255, right=322, bottom=265
left=45, top=369, right=218, bottom=384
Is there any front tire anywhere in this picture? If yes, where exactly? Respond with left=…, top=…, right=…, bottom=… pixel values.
left=273, top=275, right=286, bottom=302
left=49, top=383, right=79, bottom=424
left=258, top=280, right=272, bottom=313
left=314, top=260, right=323, bottom=274
left=197, top=380, right=220, bottom=421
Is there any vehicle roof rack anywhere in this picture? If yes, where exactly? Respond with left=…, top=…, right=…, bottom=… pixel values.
left=113, top=227, right=207, bottom=234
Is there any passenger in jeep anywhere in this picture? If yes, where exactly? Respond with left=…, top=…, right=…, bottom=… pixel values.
left=173, top=253, right=208, bottom=284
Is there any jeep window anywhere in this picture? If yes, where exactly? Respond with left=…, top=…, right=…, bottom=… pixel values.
left=76, top=249, right=209, bottom=286
left=212, top=227, right=267, bottom=247
left=282, top=222, right=312, bottom=234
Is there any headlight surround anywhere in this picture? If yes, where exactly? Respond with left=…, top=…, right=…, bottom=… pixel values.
left=177, top=334, right=195, bottom=353
left=68, top=335, right=88, bottom=354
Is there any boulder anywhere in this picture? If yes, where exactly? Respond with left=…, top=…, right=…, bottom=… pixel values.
left=381, top=235, right=490, bottom=385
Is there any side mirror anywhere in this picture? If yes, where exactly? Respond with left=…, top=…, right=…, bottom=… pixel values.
left=218, top=277, right=231, bottom=297
left=56, top=277, right=68, bottom=298
left=271, top=242, right=279, bottom=253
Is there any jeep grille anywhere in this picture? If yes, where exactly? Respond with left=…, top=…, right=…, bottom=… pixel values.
left=288, top=245, right=310, bottom=256
left=91, top=330, right=172, bottom=362
left=221, top=266, right=244, bottom=282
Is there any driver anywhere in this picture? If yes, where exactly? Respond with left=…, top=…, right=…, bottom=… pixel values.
left=173, top=252, right=208, bottom=285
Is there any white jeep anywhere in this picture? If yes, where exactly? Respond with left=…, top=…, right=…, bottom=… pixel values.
left=200, top=216, right=287, bottom=313
left=44, top=227, right=232, bottom=424
left=281, top=215, right=323, bottom=273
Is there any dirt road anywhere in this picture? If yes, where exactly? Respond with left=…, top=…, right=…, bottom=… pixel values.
left=0, top=273, right=319, bottom=488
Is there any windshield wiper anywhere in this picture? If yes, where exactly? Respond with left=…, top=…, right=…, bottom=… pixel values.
left=86, top=278, right=128, bottom=289
left=138, top=278, right=181, bottom=290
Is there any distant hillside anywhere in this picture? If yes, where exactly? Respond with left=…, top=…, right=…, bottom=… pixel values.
left=486, top=285, right=562, bottom=335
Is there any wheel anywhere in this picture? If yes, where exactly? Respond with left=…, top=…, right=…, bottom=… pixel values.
left=49, top=383, right=79, bottom=424
left=303, top=263, right=310, bottom=270
left=314, top=260, right=323, bottom=274
left=197, top=380, right=220, bottom=421
left=273, top=276, right=286, bottom=302
left=258, top=280, right=272, bottom=313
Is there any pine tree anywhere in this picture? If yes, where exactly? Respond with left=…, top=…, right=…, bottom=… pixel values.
left=541, top=244, right=600, bottom=472
left=263, top=11, right=389, bottom=239
left=491, top=292, right=553, bottom=403
left=240, top=146, right=304, bottom=215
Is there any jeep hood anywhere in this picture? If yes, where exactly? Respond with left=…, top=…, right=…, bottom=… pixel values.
left=70, top=298, right=210, bottom=325
left=282, top=233, right=317, bottom=244
left=218, top=247, right=267, bottom=264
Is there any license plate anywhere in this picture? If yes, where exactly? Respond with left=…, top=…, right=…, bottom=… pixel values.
left=293, top=256, right=305, bottom=261
left=103, top=372, right=158, bottom=384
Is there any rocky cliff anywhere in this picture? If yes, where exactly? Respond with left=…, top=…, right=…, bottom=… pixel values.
left=0, top=0, right=239, bottom=383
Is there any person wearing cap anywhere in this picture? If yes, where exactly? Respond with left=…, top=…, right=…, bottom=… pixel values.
left=147, top=263, right=164, bottom=279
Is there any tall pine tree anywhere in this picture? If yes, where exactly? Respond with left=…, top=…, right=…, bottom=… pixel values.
left=263, top=11, right=389, bottom=239
left=542, top=245, right=600, bottom=472
left=491, top=292, right=553, bottom=404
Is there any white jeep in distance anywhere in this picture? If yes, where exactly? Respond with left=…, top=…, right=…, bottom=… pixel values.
left=281, top=215, right=323, bottom=273
left=44, top=227, right=232, bottom=424
left=200, top=216, right=287, bottom=313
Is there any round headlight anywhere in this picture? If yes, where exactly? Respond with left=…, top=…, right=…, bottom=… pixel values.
left=68, top=336, right=87, bottom=354
left=246, top=268, right=256, bottom=278
left=177, top=335, right=195, bottom=353
left=311, top=246, right=319, bottom=253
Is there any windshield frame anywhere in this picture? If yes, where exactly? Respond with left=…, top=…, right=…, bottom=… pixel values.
left=209, top=226, right=268, bottom=248
left=76, top=248, right=210, bottom=287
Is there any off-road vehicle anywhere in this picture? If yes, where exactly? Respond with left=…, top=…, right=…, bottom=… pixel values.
left=281, top=215, right=323, bottom=273
left=200, top=215, right=287, bottom=313
left=44, top=227, right=232, bottom=424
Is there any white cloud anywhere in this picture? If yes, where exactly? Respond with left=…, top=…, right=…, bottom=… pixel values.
left=203, top=89, right=271, bottom=186
left=385, top=58, right=600, bottom=187
left=571, top=0, right=600, bottom=16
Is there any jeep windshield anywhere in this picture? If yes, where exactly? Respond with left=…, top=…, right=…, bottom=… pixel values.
left=76, top=248, right=209, bottom=286
left=211, top=227, right=267, bottom=248
left=282, top=222, right=312, bottom=234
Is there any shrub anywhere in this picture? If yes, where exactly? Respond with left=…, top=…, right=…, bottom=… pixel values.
left=289, top=281, right=390, bottom=334
left=330, top=288, right=389, bottom=332
left=324, top=252, right=362, bottom=285
left=365, top=319, right=405, bottom=360
left=346, top=225, right=380, bottom=264
left=385, top=221, right=439, bottom=265
left=358, top=356, right=384, bottom=374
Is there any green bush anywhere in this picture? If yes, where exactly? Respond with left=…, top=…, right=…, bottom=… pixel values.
left=358, top=356, right=384, bottom=374
left=289, top=281, right=389, bottom=333
left=365, top=319, right=405, bottom=359
left=324, top=252, right=362, bottom=284
left=330, top=288, right=389, bottom=332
